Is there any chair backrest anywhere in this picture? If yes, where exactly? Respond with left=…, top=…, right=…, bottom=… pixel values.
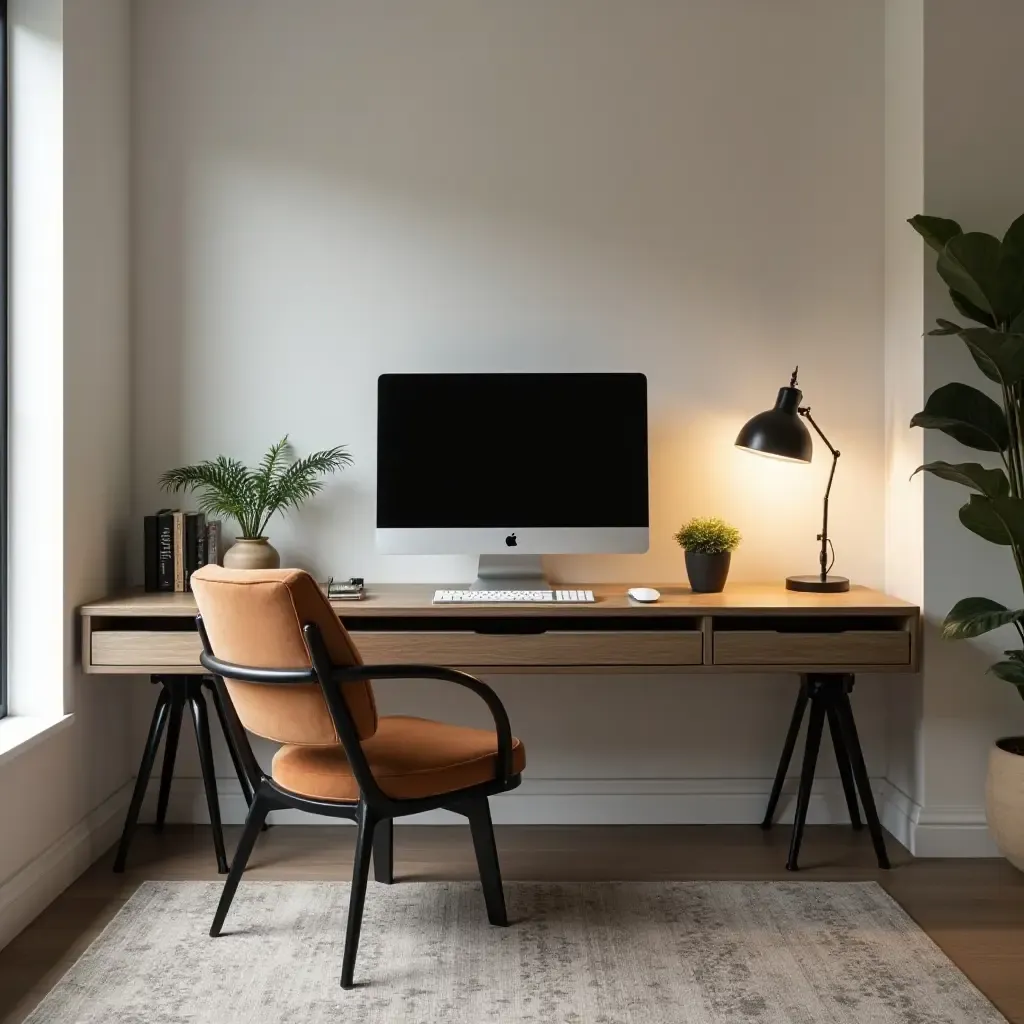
left=191, top=565, right=378, bottom=745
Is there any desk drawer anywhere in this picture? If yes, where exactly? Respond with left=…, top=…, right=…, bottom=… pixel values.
left=350, top=630, right=703, bottom=667
left=92, top=630, right=202, bottom=668
left=713, top=630, right=910, bottom=667
left=90, top=628, right=703, bottom=671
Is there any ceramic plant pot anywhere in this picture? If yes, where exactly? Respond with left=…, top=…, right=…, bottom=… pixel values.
left=223, top=537, right=281, bottom=571
left=986, top=737, right=1024, bottom=872
left=684, top=551, right=731, bottom=593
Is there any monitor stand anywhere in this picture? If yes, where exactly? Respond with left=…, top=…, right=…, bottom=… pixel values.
left=471, top=555, right=550, bottom=591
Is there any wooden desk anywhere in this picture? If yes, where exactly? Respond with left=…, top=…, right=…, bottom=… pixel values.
left=81, top=583, right=918, bottom=676
left=79, top=583, right=919, bottom=875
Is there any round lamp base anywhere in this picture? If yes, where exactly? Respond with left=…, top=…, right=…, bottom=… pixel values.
left=786, top=574, right=850, bottom=594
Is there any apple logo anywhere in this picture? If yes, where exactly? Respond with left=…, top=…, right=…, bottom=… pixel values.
left=505, top=533, right=518, bottom=548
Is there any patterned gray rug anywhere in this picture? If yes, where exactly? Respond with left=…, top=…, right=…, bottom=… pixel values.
left=24, top=881, right=1004, bottom=1023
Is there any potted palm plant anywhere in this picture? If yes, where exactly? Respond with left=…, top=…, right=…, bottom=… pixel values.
left=161, top=436, right=352, bottom=570
left=909, top=211, right=1024, bottom=870
left=674, top=516, right=741, bottom=593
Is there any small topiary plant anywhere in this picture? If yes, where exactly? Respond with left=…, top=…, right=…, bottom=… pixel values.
left=674, top=516, right=741, bottom=555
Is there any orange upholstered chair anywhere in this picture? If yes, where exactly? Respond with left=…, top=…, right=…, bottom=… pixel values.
left=191, top=565, right=525, bottom=989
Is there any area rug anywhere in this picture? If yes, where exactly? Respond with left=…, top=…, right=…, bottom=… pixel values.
left=24, top=881, right=1004, bottom=1023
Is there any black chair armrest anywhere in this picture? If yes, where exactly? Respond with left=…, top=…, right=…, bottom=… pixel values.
left=331, top=664, right=516, bottom=782
left=199, top=650, right=316, bottom=685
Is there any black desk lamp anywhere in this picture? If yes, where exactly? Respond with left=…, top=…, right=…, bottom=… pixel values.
left=735, top=368, right=850, bottom=593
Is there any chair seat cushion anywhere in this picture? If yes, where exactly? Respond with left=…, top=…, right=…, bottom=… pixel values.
left=271, top=715, right=526, bottom=802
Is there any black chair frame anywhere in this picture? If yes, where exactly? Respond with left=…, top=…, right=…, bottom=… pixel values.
left=196, top=615, right=522, bottom=989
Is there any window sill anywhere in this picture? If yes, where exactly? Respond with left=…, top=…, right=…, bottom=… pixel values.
left=0, top=714, right=73, bottom=769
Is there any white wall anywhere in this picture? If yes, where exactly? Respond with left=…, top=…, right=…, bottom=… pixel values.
left=0, top=0, right=134, bottom=950
left=881, top=0, right=925, bottom=844
left=912, top=0, right=1024, bottom=854
left=130, top=0, right=893, bottom=825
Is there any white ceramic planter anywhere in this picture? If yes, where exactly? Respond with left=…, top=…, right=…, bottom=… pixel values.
left=986, top=738, right=1024, bottom=872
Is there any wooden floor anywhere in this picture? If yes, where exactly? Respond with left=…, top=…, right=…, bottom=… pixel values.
left=2, top=824, right=1023, bottom=1023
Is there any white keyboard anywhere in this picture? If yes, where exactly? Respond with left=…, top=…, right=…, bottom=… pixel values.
left=433, top=589, right=595, bottom=604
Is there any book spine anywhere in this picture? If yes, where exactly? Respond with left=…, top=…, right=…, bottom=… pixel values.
left=184, top=512, right=207, bottom=591
left=173, top=511, right=185, bottom=593
left=197, top=513, right=206, bottom=569
left=144, top=516, right=158, bottom=592
left=206, top=521, right=221, bottom=567
left=157, top=512, right=175, bottom=592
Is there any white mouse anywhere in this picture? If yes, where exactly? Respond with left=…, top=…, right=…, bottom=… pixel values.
left=627, top=587, right=661, bottom=603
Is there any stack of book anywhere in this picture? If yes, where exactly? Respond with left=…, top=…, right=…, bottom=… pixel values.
left=143, top=511, right=222, bottom=593
left=326, top=577, right=365, bottom=600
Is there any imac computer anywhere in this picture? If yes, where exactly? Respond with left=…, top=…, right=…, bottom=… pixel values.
left=376, top=372, right=649, bottom=594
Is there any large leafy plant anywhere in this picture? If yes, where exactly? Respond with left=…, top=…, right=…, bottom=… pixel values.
left=161, top=436, right=352, bottom=539
left=909, top=212, right=1024, bottom=699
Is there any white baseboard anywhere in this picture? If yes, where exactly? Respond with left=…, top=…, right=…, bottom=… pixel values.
left=141, top=775, right=998, bottom=857
left=142, top=774, right=896, bottom=828
left=876, top=779, right=918, bottom=851
left=913, top=805, right=1000, bottom=858
left=875, top=781, right=999, bottom=858
left=0, top=782, right=131, bottom=952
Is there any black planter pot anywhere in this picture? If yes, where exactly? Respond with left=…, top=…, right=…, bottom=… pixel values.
left=685, top=551, right=731, bottom=593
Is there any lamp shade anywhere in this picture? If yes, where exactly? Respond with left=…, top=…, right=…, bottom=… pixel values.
left=735, top=383, right=812, bottom=462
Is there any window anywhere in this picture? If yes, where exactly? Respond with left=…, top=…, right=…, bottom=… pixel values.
left=0, top=0, right=7, bottom=720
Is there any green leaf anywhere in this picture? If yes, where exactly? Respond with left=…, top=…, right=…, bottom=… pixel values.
left=962, top=340, right=1001, bottom=382
left=908, top=215, right=962, bottom=253
left=938, top=233, right=1024, bottom=327
left=937, top=232, right=1003, bottom=316
left=160, top=443, right=352, bottom=538
left=997, top=248, right=1024, bottom=327
left=959, top=495, right=1011, bottom=544
left=989, top=659, right=1024, bottom=686
left=943, top=597, right=1022, bottom=639
left=1002, top=213, right=1024, bottom=258
left=928, top=318, right=963, bottom=337
left=951, top=290, right=998, bottom=329
left=959, top=494, right=1024, bottom=547
left=910, top=382, right=1008, bottom=451
left=1011, top=309, right=1024, bottom=333
left=911, top=461, right=1009, bottom=497
left=987, top=496, right=1024, bottom=549
left=257, top=445, right=353, bottom=536
left=161, top=455, right=258, bottom=536
left=956, top=328, right=1024, bottom=385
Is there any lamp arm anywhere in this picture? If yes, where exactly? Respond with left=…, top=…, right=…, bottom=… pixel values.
left=798, top=407, right=840, bottom=582
left=798, top=407, right=839, bottom=458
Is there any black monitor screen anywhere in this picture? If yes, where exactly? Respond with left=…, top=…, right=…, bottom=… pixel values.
left=377, top=373, right=649, bottom=529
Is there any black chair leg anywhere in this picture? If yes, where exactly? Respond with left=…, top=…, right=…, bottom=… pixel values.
left=373, top=818, right=394, bottom=884
left=187, top=680, right=229, bottom=874
left=834, top=685, right=890, bottom=869
left=206, top=678, right=253, bottom=807
left=155, top=681, right=185, bottom=833
left=466, top=798, right=508, bottom=927
left=827, top=703, right=862, bottom=831
left=210, top=792, right=269, bottom=937
left=341, top=805, right=377, bottom=989
left=787, top=697, right=825, bottom=872
left=113, top=683, right=171, bottom=873
left=762, top=684, right=809, bottom=829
